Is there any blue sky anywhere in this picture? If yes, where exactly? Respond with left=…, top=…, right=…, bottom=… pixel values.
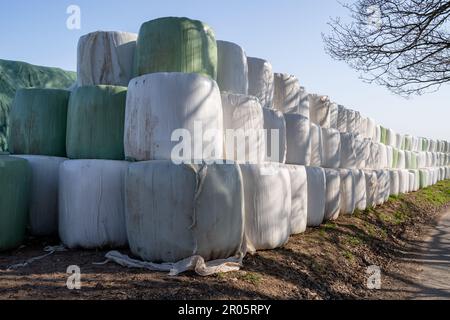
left=0, top=0, right=448, bottom=140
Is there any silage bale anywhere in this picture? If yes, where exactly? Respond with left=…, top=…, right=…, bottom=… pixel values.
left=309, top=94, right=331, bottom=128
left=12, top=155, right=66, bottom=236
left=366, top=118, right=376, bottom=140
left=222, top=93, right=265, bottom=164
left=380, top=126, right=387, bottom=145
left=353, top=169, right=367, bottom=211
left=355, top=136, right=370, bottom=169
left=263, top=108, right=287, bottom=163
left=247, top=57, right=274, bottom=108
left=240, top=163, right=291, bottom=251
left=386, top=146, right=394, bottom=168
left=366, top=141, right=380, bottom=169
left=329, top=102, right=338, bottom=130
left=310, top=123, right=323, bottom=167
left=340, top=133, right=357, bottom=169
left=346, top=109, right=357, bottom=133
left=364, top=170, right=378, bottom=207
left=354, top=111, right=363, bottom=136
left=135, top=17, right=217, bottom=79
left=306, top=166, right=326, bottom=226
left=376, top=170, right=390, bottom=204
left=321, top=127, right=341, bottom=168
left=378, top=143, right=388, bottom=168
left=389, top=170, right=400, bottom=196
left=284, top=113, right=310, bottom=165
left=375, top=125, right=381, bottom=143
left=59, top=160, right=128, bottom=249
left=273, top=73, right=301, bottom=114
left=397, top=150, right=406, bottom=169
left=0, top=156, right=31, bottom=251
left=395, top=133, right=403, bottom=149
left=126, top=161, right=245, bottom=261
left=417, top=152, right=426, bottom=169
left=217, top=40, right=248, bottom=95
left=9, top=88, right=70, bottom=157
left=409, top=169, right=420, bottom=191
left=324, top=168, right=341, bottom=221
left=398, top=169, right=409, bottom=194
left=337, top=105, right=347, bottom=133
left=386, top=129, right=396, bottom=147
left=298, top=87, right=310, bottom=118
left=403, top=135, right=413, bottom=151
left=408, top=171, right=415, bottom=192
left=125, top=73, right=223, bottom=162
left=419, top=169, right=429, bottom=188
left=77, top=31, right=137, bottom=87
left=339, top=169, right=356, bottom=215
left=67, top=85, right=127, bottom=160
left=286, top=165, right=308, bottom=234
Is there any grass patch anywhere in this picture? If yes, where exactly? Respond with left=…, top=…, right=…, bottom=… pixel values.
left=342, top=250, right=355, bottom=262
left=239, top=272, right=262, bottom=285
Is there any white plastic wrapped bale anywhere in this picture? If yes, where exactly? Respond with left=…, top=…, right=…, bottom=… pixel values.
left=375, top=125, right=381, bottom=143
left=364, top=170, right=378, bottom=207
left=359, top=116, right=368, bottom=138
left=12, top=155, right=66, bottom=236
left=398, top=169, right=410, bottom=194
left=284, top=113, right=310, bottom=165
left=365, top=141, right=380, bottom=170
left=125, top=73, right=223, bottom=162
left=77, top=31, right=137, bottom=86
left=217, top=40, right=248, bottom=95
left=395, top=133, right=403, bottom=149
left=340, top=133, right=357, bottom=169
left=397, top=150, right=406, bottom=169
left=339, top=169, right=356, bottom=215
left=59, top=160, right=128, bottom=249
left=324, top=169, right=341, bottom=221
left=376, top=170, right=390, bottom=205
left=285, top=165, right=308, bottom=234
left=403, top=135, right=413, bottom=151
left=263, top=110, right=287, bottom=164
left=408, top=171, right=415, bottom=192
left=389, top=170, right=400, bottom=196
left=310, top=123, right=323, bottom=167
left=126, top=161, right=245, bottom=262
left=329, top=103, right=338, bottom=130
left=446, top=167, right=450, bottom=179
left=309, top=94, right=331, bottom=128
left=247, top=57, right=274, bottom=108
left=337, top=105, right=348, bottom=133
left=386, top=129, right=396, bottom=147
left=425, top=152, right=433, bottom=167
left=221, top=93, right=265, bottom=164
left=419, top=169, right=429, bottom=188
left=409, top=170, right=420, bottom=191
left=378, top=143, right=388, bottom=169
left=386, top=146, right=394, bottom=168
left=321, top=128, right=341, bottom=168
left=240, top=163, right=291, bottom=251
left=354, top=112, right=363, bottom=136
left=346, top=109, right=357, bottom=133
left=353, top=169, right=367, bottom=211
left=273, top=73, right=300, bottom=114
left=298, top=87, right=310, bottom=118
left=417, top=152, right=426, bottom=169
left=306, top=167, right=326, bottom=226
left=355, top=136, right=370, bottom=169
left=366, top=118, right=376, bottom=141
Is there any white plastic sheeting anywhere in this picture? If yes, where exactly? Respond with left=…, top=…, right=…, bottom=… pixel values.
left=263, top=108, right=287, bottom=163
left=13, top=155, right=66, bottom=236
left=286, top=165, right=308, bottom=234
left=221, top=93, right=265, bottom=163
left=324, top=169, right=341, bottom=221
left=77, top=31, right=137, bottom=86
left=398, top=169, right=410, bottom=194
left=364, top=170, right=378, bottom=207
left=337, top=105, right=347, bottom=133
left=247, top=57, right=274, bottom=108
left=389, top=170, right=399, bottom=196
left=284, top=113, right=310, bottom=165
left=59, top=160, right=128, bottom=249
left=376, top=170, right=390, bottom=205
left=321, top=128, right=341, bottom=168
left=273, top=73, right=300, bottom=114
left=386, top=129, right=396, bottom=146
left=217, top=40, right=248, bottom=95
left=126, top=161, right=245, bottom=262
left=298, top=87, right=310, bottom=118
left=366, top=118, right=376, bottom=140
left=309, top=94, right=331, bottom=128
left=329, top=103, right=338, bottom=129
left=125, top=72, right=223, bottom=162
left=355, top=136, right=370, bottom=169
left=408, top=171, right=415, bottom=193
left=310, top=123, right=323, bottom=167
left=340, top=133, right=357, bottom=169
left=397, top=150, right=406, bottom=169
left=306, top=166, right=326, bottom=227
left=240, top=163, right=291, bottom=251
left=353, top=169, right=367, bottom=211
left=339, top=169, right=356, bottom=215
left=346, top=109, right=357, bottom=133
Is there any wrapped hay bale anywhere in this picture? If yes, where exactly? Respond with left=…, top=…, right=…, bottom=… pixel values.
left=354, top=111, right=363, bottom=136
left=375, top=125, right=381, bottom=143
left=366, top=141, right=380, bottom=169
left=353, top=169, right=367, bottom=211
left=286, top=165, right=308, bottom=234
left=339, top=169, right=356, bottom=215
left=126, top=161, right=245, bottom=261
left=398, top=169, right=410, bottom=194
left=263, top=108, right=287, bottom=163
left=378, top=143, right=388, bottom=168
left=364, top=170, right=378, bottom=207
left=395, top=133, right=403, bottom=149
left=298, top=87, right=310, bottom=118
left=419, top=169, right=429, bottom=188
left=284, top=113, right=310, bottom=165
left=135, top=17, right=217, bottom=79
left=217, top=40, right=248, bottom=95
left=386, top=129, right=396, bottom=146
left=67, top=85, right=127, bottom=160
left=376, top=170, right=390, bottom=205
left=346, top=109, right=357, bottom=133
left=409, top=169, right=420, bottom=191
left=222, top=93, right=265, bottom=164
left=0, top=156, right=31, bottom=251
left=329, top=102, right=338, bottom=129
left=324, top=168, right=341, bottom=221
left=273, top=73, right=301, bottom=114
left=309, top=94, right=331, bottom=128
left=12, top=155, right=66, bottom=236
left=247, top=57, right=274, bottom=108
left=77, top=31, right=137, bottom=87
left=9, top=88, right=70, bottom=157
left=408, top=171, right=415, bottom=192
left=386, top=146, right=394, bottom=168
left=355, top=136, right=370, bottom=169
left=380, top=126, right=387, bottom=145
left=310, top=123, right=323, bottom=167
left=366, top=118, right=376, bottom=140
left=240, top=163, right=291, bottom=251
left=306, top=166, right=326, bottom=226
left=389, top=170, right=400, bottom=196
left=321, top=127, right=341, bottom=168
left=125, top=73, right=223, bottom=162
left=337, top=105, right=347, bottom=133
left=59, top=160, right=128, bottom=249
left=340, top=133, right=357, bottom=169
left=397, top=150, right=406, bottom=169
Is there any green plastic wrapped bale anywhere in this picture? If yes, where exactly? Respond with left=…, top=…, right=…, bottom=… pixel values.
left=380, top=126, right=387, bottom=145
left=0, top=156, right=31, bottom=251
left=66, top=85, right=127, bottom=160
left=392, top=148, right=399, bottom=168
left=0, top=59, right=76, bottom=152
left=135, top=17, right=217, bottom=79
left=9, top=88, right=70, bottom=156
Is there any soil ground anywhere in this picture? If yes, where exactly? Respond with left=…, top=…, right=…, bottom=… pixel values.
left=1, top=180, right=449, bottom=300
